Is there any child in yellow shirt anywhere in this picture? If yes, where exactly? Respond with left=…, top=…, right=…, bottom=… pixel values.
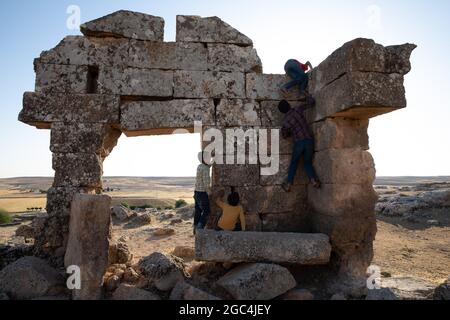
left=215, top=189, right=246, bottom=231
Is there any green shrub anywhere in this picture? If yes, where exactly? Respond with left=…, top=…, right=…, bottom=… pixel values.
left=175, top=199, right=188, bottom=209
left=0, top=208, right=12, bottom=225
left=121, top=202, right=131, bottom=209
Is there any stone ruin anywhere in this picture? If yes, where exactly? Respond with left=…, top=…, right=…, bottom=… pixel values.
left=18, top=10, right=415, bottom=297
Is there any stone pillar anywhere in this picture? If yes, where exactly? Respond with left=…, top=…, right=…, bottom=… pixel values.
left=64, top=193, right=112, bottom=300
left=29, top=118, right=121, bottom=265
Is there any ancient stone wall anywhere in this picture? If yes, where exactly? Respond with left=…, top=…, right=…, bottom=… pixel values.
left=18, top=10, right=415, bottom=289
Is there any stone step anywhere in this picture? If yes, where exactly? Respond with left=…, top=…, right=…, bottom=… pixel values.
left=195, top=230, right=331, bottom=265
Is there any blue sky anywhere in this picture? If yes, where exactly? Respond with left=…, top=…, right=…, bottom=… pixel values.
left=0, top=0, right=449, bottom=177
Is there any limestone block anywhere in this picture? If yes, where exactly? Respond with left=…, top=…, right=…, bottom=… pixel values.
left=244, top=213, right=262, bottom=232
left=174, top=70, right=245, bottom=98
left=176, top=15, right=253, bottom=46
left=212, top=164, right=260, bottom=187
left=260, top=211, right=310, bottom=233
left=50, top=123, right=121, bottom=157
left=225, top=185, right=307, bottom=214
left=35, top=63, right=88, bottom=94
left=310, top=38, right=416, bottom=91
left=246, top=74, right=304, bottom=100
left=257, top=125, right=293, bottom=155
left=196, top=230, right=330, bottom=265
left=308, top=183, right=378, bottom=217
left=46, top=187, right=90, bottom=218
left=128, top=40, right=208, bottom=70
left=20, top=92, right=120, bottom=126
left=80, top=10, right=164, bottom=41
left=207, top=44, right=262, bottom=72
left=312, top=72, right=406, bottom=121
left=65, top=194, right=112, bottom=300
left=38, top=36, right=130, bottom=67
left=216, top=99, right=261, bottom=127
left=260, top=154, right=309, bottom=186
left=311, top=213, right=377, bottom=247
left=52, top=153, right=103, bottom=188
left=312, top=118, right=369, bottom=151
left=217, top=263, right=296, bottom=300
left=120, top=99, right=215, bottom=135
left=313, top=149, right=376, bottom=184
left=98, top=67, right=173, bottom=96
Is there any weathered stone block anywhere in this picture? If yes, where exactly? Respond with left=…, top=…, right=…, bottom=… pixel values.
left=217, top=263, right=296, bottom=300
left=65, top=194, right=112, bottom=300
left=98, top=67, right=173, bottom=96
left=216, top=99, right=261, bottom=127
left=52, top=153, right=103, bottom=188
left=310, top=38, right=416, bottom=91
left=39, top=36, right=130, bottom=67
left=212, top=164, right=260, bottom=187
left=244, top=213, right=262, bottom=232
left=121, top=99, right=214, bottom=136
left=207, top=44, right=262, bottom=72
left=170, top=281, right=220, bottom=300
left=176, top=15, right=253, bottom=46
left=50, top=123, right=121, bottom=157
left=312, top=118, right=369, bottom=151
left=260, top=154, right=309, bottom=186
left=128, top=40, right=208, bottom=70
left=230, top=185, right=307, bottom=214
left=112, top=284, right=161, bottom=300
left=308, top=183, right=378, bottom=217
left=174, top=70, right=245, bottom=98
left=80, top=10, right=164, bottom=41
left=246, top=74, right=304, bottom=100
left=196, top=230, right=330, bottom=264
left=261, top=211, right=310, bottom=233
left=20, top=92, right=120, bottom=126
left=314, top=149, right=375, bottom=184
left=312, top=72, right=406, bottom=121
left=258, top=126, right=293, bottom=155
left=35, top=63, right=88, bottom=94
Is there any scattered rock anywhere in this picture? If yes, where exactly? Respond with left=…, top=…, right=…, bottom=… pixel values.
left=15, top=225, right=35, bottom=240
left=0, top=256, right=64, bottom=300
left=426, top=219, right=440, bottom=226
left=160, top=212, right=175, bottom=221
left=138, top=252, right=187, bottom=291
left=127, top=212, right=152, bottom=228
left=433, top=277, right=450, bottom=300
left=217, top=263, right=296, bottom=300
left=109, top=241, right=133, bottom=265
left=170, top=281, right=221, bottom=300
left=111, top=205, right=135, bottom=221
left=112, top=284, right=161, bottom=300
left=380, top=277, right=435, bottom=300
left=172, top=246, right=195, bottom=259
left=170, top=218, right=183, bottom=225
left=123, top=267, right=141, bottom=284
left=104, top=275, right=121, bottom=292
left=280, top=288, right=314, bottom=300
left=153, top=228, right=175, bottom=237
left=0, top=243, right=33, bottom=269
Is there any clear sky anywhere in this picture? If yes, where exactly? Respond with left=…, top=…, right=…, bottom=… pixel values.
left=0, top=0, right=449, bottom=178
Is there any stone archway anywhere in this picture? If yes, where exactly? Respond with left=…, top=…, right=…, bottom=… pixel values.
left=18, top=10, right=415, bottom=296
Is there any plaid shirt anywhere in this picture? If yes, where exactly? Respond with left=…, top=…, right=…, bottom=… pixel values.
left=281, top=98, right=315, bottom=141
left=195, top=163, right=211, bottom=193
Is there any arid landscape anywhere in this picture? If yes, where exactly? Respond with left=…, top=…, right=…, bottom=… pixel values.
left=1, top=176, right=449, bottom=299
